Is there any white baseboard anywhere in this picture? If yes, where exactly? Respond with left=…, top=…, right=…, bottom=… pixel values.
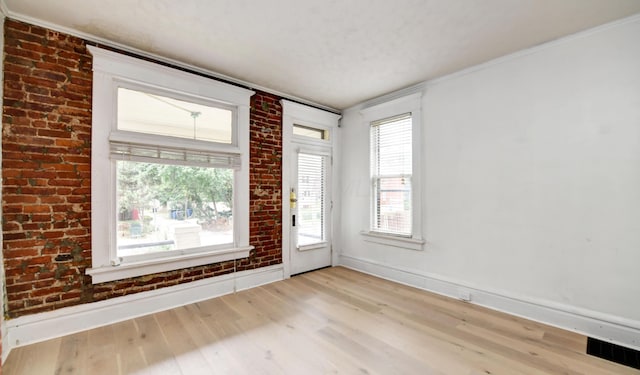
left=1, top=320, right=7, bottom=364
left=339, top=254, right=640, bottom=351
left=4, top=264, right=284, bottom=361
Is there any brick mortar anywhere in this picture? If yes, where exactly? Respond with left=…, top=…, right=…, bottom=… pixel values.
left=2, top=19, right=283, bottom=318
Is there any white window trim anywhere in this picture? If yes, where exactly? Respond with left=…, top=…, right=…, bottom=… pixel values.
left=360, top=92, right=425, bottom=250
left=87, top=46, right=255, bottom=284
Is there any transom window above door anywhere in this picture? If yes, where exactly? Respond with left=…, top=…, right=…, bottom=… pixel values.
left=293, top=124, right=329, bottom=140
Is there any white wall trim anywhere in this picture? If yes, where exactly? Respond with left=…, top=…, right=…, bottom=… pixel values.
left=281, top=100, right=341, bottom=126
left=3, top=264, right=284, bottom=361
left=358, top=83, right=426, bottom=113
left=339, top=254, right=640, bottom=351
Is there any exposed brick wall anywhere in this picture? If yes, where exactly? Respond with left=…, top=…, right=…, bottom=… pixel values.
left=2, top=20, right=93, bottom=317
left=2, top=19, right=283, bottom=318
left=246, top=92, right=283, bottom=270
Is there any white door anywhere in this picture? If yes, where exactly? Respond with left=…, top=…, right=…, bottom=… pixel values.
left=290, top=150, right=332, bottom=275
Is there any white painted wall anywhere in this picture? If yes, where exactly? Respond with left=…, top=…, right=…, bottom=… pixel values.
left=339, top=15, right=640, bottom=342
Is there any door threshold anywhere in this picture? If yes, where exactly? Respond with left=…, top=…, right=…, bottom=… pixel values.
left=290, top=265, right=332, bottom=277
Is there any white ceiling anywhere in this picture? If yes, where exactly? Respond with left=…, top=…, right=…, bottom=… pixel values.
left=4, top=0, right=640, bottom=110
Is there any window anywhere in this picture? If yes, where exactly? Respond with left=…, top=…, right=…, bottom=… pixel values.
left=360, top=92, right=425, bottom=250
left=370, top=114, right=412, bottom=236
left=293, top=124, right=329, bottom=140
left=88, top=46, right=254, bottom=283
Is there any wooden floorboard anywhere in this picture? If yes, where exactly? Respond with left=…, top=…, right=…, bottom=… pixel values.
left=3, top=266, right=638, bottom=374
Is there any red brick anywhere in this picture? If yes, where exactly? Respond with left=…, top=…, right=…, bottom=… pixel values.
left=20, top=41, right=57, bottom=55
left=21, top=76, right=59, bottom=89
left=28, top=94, right=65, bottom=106
left=23, top=205, right=52, bottom=214
left=4, top=46, right=42, bottom=61
left=4, top=57, right=35, bottom=70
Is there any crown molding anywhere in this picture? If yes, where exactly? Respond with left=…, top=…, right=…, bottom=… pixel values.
left=0, top=0, right=8, bottom=18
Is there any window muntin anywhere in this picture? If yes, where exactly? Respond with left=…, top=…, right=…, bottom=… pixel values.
left=118, top=87, right=234, bottom=144
left=116, top=160, right=233, bottom=260
left=370, top=113, right=412, bottom=236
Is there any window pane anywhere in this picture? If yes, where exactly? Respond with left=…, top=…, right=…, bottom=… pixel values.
left=118, top=88, right=233, bottom=144
left=371, top=114, right=412, bottom=176
left=293, top=124, right=328, bottom=140
left=297, top=153, right=325, bottom=246
left=375, top=177, right=412, bottom=235
left=116, top=160, right=233, bottom=257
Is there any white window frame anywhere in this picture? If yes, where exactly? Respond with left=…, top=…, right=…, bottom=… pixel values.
left=87, top=46, right=254, bottom=283
left=360, top=93, right=425, bottom=251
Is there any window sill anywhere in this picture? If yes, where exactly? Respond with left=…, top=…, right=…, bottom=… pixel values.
left=86, top=246, right=253, bottom=284
left=360, top=231, right=425, bottom=251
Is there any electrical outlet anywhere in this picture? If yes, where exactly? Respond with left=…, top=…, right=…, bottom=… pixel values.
left=458, top=288, right=471, bottom=302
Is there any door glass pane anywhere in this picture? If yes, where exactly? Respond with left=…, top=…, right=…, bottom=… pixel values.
left=297, top=153, right=325, bottom=246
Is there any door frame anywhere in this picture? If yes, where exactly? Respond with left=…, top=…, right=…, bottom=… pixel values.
left=281, top=100, right=341, bottom=278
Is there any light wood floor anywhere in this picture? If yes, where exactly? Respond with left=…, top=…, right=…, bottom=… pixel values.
left=3, top=266, right=638, bottom=374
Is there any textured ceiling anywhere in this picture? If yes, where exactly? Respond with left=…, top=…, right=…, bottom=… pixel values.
left=4, top=0, right=640, bottom=110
